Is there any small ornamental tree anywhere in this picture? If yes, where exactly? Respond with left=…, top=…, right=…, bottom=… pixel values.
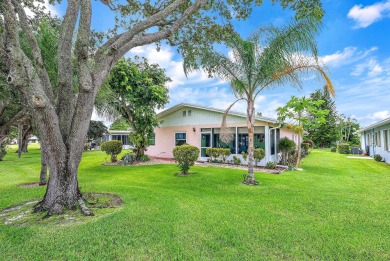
left=278, top=138, right=296, bottom=165
left=87, top=121, right=108, bottom=142
left=254, top=148, right=265, bottom=166
left=101, top=140, right=123, bottom=162
left=173, top=145, right=200, bottom=175
left=277, top=96, right=329, bottom=168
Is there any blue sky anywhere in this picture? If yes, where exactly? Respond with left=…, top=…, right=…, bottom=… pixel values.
left=40, top=0, right=390, bottom=127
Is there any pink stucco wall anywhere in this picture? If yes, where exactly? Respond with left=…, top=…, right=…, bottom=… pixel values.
left=146, top=125, right=201, bottom=158
left=146, top=124, right=299, bottom=160
left=280, top=127, right=299, bottom=144
left=146, top=121, right=274, bottom=159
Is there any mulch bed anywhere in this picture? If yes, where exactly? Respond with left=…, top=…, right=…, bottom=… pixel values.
left=103, top=157, right=287, bottom=174
left=18, top=182, right=43, bottom=188
left=195, top=162, right=287, bottom=174
left=103, top=157, right=176, bottom=166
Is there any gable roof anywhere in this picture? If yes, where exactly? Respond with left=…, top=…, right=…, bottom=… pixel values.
left=356, top=117, right=390, bottom=133
left=157, top=103, right=279, bottom=124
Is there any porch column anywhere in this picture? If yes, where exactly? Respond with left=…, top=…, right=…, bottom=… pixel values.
left=235, top=127, right=238, bottom=154
left=265, top=126, right=270, bottom=162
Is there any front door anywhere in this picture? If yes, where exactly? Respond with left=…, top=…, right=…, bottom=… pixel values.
left=201, top=133, right=211, bottom=157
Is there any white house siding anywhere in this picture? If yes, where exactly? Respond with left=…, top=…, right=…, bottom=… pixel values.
left=159, top=106, right=249, bottom=127
left=360, top=122, right=390, bottom=163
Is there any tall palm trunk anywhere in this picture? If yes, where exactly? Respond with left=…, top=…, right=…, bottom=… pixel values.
left=244, top=99, right=258, bottom=185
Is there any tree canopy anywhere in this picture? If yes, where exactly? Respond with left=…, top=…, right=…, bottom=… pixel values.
left=277, top=96, right=329, bottom=167
left=102, top=58, right=170, bottom=159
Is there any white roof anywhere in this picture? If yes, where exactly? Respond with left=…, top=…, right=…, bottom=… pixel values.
left=157, top=103, right=279, bottom=124
left=356, top=117, right=390, bottom=133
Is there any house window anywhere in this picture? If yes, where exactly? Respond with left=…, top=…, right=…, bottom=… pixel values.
left=375, top=131, right=381, bottom=147
left=188, top=110, right=191, bottom=116
left=367, top=133, right=372, bottom=145
left=175, top=133, right=186, bottom=146
left=149, top=133, right=155, bottom=146
left=384, top=130, right=389, bottom=151
left=112, top=134, right=129, bottom=145
left=183, top=111, right=187, bottom=117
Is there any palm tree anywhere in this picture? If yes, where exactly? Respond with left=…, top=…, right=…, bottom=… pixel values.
left=184, top=19, right=335, bottom=185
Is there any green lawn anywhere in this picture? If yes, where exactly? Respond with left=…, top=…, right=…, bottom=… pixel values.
left=0, top=145, right=389, bottom=260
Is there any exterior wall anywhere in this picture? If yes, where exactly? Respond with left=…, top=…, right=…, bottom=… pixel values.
left=146, top=125, right=201, bottom=158
left=361, top=123, right=390, bottom=162
left=160, top=106, right=258, bottom=127
left=146, top=120, right=291, bottom=166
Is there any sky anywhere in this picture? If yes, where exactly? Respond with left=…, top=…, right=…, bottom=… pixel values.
left=38, top=0, right=390, bottom=128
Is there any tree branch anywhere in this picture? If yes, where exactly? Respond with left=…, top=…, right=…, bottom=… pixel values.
left=11, top=0, right=54, bottom=102
left=76, top=0, right=93, bottom=92
left=57, top=0, right=81, bottom=143
left=94, top=0, right=206, bottom=77
left=0, top=108, right=27, bottom=136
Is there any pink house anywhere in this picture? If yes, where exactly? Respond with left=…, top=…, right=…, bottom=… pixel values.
left=146, top=103, right=298, bottom=165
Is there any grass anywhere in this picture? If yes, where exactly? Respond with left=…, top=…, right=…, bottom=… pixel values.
left=0, top=144, right=389, bottom=260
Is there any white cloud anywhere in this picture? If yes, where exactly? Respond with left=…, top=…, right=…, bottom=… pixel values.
left=366, top=110, right=390, bottom=121
left=127, top=44, right=225, bottom=89
left=320, top=46, right=377, bottom=67
left=347, top=0, right=390, bottom=28
left=24, top=0, right=59, bottom=17
left=351, top=58, right=383, bottom=77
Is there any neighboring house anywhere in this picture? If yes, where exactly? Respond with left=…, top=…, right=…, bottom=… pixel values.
left=28, top=136, right=39, bottom=143
left=356, top=117, right=390, bottom=162
left=104, top=130, right=132, bottom=149
left=145, top=103, right=297, bottom=165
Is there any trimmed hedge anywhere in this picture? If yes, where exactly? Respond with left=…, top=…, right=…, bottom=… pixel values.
left=101, top=140, right=123, bottom=162
left=330, top=147, right=336, bottom=152
left=337, top=143, right=350, bottom=154
left=254, top=148, right=265, bottom=165
left=173, top=145, right=200, bottom=174
left=206, top=148, right=231, bottom=163
left=374, top=154, right=382, bottom=162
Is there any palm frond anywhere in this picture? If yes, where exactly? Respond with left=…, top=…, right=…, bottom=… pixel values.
left=220, top=98, right=246, bottom=143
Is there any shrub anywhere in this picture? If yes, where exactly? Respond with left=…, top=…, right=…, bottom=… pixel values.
left=278, top=138, right=296, bottom=165
left=173, top=145, right=199, bottom=174
left=254, top=148, right=265, bottom=166
left=303, top=139, right=314, bottom=148
left=122, top=152, right=135, bottom=165
left=84, top=143, right=91, bottom=151
left=0, top=142, right=7, bottom=161
left=265, top=161, right=276, bottom=169
left=241, top=151, right=247, bottom=161
left=101, top=140, right=123, bottom=162
left=330, top=146, right=336, bottom=152
left=337, top=143, right=350, bottom=154
left=232, top=156, right=241, bottom=165
left=374, top=154, right=382, bottom=162
left=301, top=143, right=310, bottom=155
left=139, top=154, right=150, bottom=162
left=206, top=148, right=220, bottom=162
left=220, top=148, right=231, bottom=163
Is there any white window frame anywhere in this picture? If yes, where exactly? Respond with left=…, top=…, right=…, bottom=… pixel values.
left=174, top=132, right=187, bottom=146
left=385, top=129, right=390, bottom=152
left=367, top=133, right=372, bottom=145
left=375, top=131, right=381, bottom=147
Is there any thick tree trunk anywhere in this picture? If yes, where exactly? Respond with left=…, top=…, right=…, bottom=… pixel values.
left=39, top=143, right=48, bottom=186
left=244, top=99, right=258, bottom=185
